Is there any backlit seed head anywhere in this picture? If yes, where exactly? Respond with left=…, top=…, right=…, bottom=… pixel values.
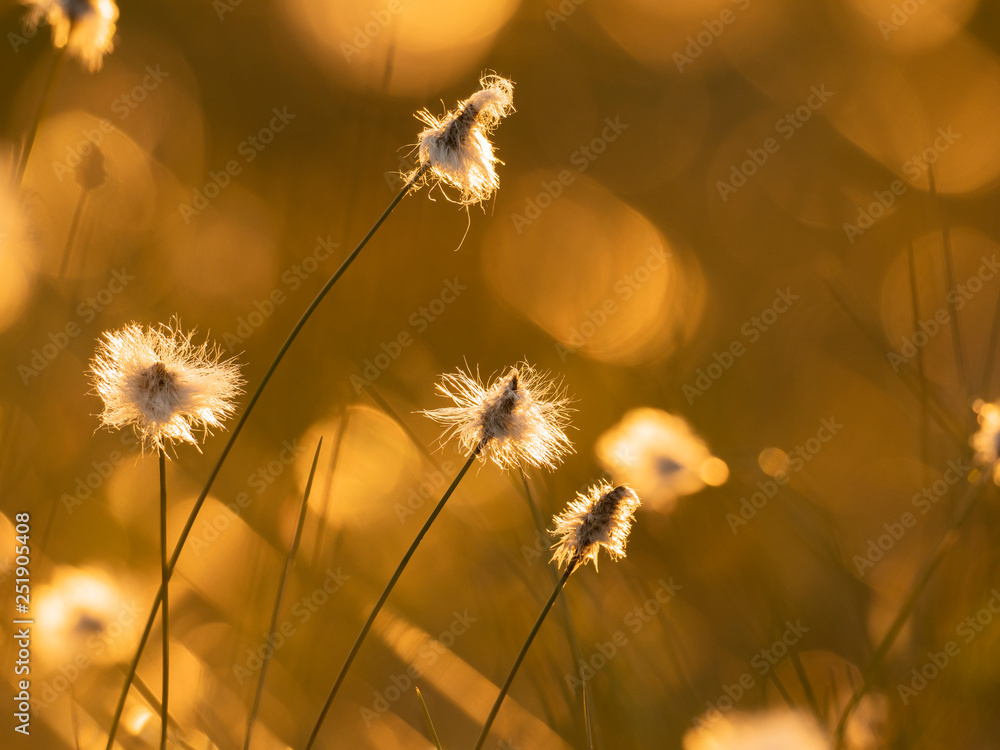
left=407, top=73, right=514, bottom=205
left=550, top=483, right=641, bottom=573
left=422, top=362, right=572, bottom=470
left=89, top=320, right=243, bottom=453
left=23, top=0, right=119, bottom=72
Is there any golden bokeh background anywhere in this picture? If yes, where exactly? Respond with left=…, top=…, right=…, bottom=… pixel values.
left=2, top=0, right=1000, bottom=747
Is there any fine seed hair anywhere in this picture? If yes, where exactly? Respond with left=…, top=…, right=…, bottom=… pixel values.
left=422, top=362, right=573, bottom=470
left=23, top=0, right=119, bottom=72
left=551, top=483, right=641, bottom=572
left=89, top=320, right=244, bottom=453
left=407, top=73, right=515, bottom=205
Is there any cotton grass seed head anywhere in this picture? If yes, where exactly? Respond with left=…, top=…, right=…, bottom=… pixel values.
left=550, top=482, right=641, bottom=573
left=408, top=73, right=514, bottom=205
left=972, top=399, right=1000, bottom=485
left=89, top=320, right=243, bottom=453
left=23, top=0, right=118, bottom=72
left=422, top=362, right=572, bottom=470
left=683, top=709, right=830, bottom=750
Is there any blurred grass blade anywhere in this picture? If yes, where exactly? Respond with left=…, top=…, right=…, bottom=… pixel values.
left=582, top=679, right=594, bottom=750
left=823, top=279, right=965, bottom=446
left=834, top=475, right=986, bottom=746
left=15, top=45, right=67, bottom=187
left=244, top=438, right=323, bottom=750
left=416, top=687, right=445, bottom=750
left=929, top=167, right=971, bottom=403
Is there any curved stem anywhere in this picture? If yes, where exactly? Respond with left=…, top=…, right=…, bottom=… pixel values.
left=472, top=562, right=575, bottom=750
left=302, top=448, right=478, bottom=750
left=833, top=476, right=985, bottom=746
left=16, top=44, right=67, bottom=188
left=104, top=163, right=428, bottom=750
left=58, top=189, right=88, bottom=279
left=158, top=448, right=169, bottom=750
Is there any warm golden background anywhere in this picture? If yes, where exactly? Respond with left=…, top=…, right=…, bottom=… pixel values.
left=2, top=0, right=1000, bottom=747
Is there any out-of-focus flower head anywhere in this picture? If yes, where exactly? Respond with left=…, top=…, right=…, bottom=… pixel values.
left=89, top=320, right=244, bottom=453
left=35, top=566, right=138, bottom=666
left=972, top=399, right=1000, bottom=484
left=550, top=482, right=641, bottom=573
left=684, top=709, right=831, bottom=750
left=422, top=362, right=573, bottom=470
left=596, top=407, right=728, bottom=512
left=408, top=73, right=514, bottom=205
left=23, top=0, right=119, bottom=72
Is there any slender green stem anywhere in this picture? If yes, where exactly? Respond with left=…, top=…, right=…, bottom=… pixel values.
left=981, top=279, right=1000, bottom=394
left=516, top=466, right=585, bottom=727
left=58, top=189, right=88, bottom=279
left=929, top=168, right=970, bottom=402
left=473, top=562, right=576, bottom=750
left=833, top=476, right=985, bottom=746
left=16, top=44, right=67, bottom=188
left=415, top=687, right=444, bottom=750
left=310, top=411, right=348, bottom=568
left=302, top=448, right=477, bottom=749
left=518, top=467, right=582, bottom=662
left=104, top=164, right=428, bottom=750
left=244, top=439, right=322, bottom=750
left=158, top=448, right=169, bottom=750
left=582, top=678, right=594, bottom=750
left=906, top=239, right=931, bottom=487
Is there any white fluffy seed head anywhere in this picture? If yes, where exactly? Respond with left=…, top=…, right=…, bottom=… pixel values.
left=972, top=398, right=1000, bottom=485
left=683, top=709, right=831, bottom=750
left=89, top=320, right=244, bottom=453
left=23, top=0, right=118, bottom=72
left=421, top=362, right=573, bottom=470
left=407, top=73, right=515, bottom=205
left=550, top=483, right=641, bottom=573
